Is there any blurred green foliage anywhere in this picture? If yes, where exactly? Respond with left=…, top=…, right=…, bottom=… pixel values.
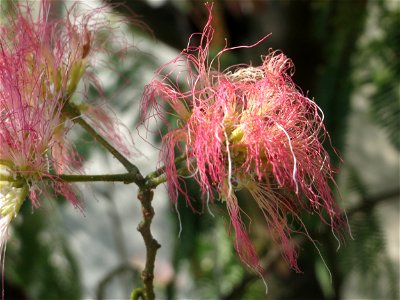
left=355, top=3, right=400, bottom=150
left=5, top=200, right=81, bottom=299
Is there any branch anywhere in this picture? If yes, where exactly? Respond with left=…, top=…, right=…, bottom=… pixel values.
left=96, top=262, right=140, bottom=300
left=61, top=102, right=195, bottom=299
left=58, top=173, right=139, bottom=184
left=130, top=288, right=145, bottom=300
left=136, top=188, right=161, bottom=300
left=1, top=173, right=141, bottom=185
left=62, top=102, right=144, bottom=182
left=347, top=187, right=400, bottom=217
left=145, top=155, right=186, bottom=180
left=144, top=155, right=190, bottom=189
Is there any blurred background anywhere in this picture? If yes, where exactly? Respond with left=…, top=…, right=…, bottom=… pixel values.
left=2, top=0, right=399, bottom=299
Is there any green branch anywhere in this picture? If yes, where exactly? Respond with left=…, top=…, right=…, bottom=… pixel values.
left=144, top=155, right=189, bottom=189
left=144, top=173, right=168, bottom=189
left=145, top=155, right=187, bottom=180
left=62, top=101, right=167, bottom=299
left=62, top=102, right=144, bottom=184
left=96, top=263, right=140, bottom=300
left=2, top=173, right=138, bottom=184
left=59, top=173, right=139, bottom=184
left=131, top=288, right=145, bottom=300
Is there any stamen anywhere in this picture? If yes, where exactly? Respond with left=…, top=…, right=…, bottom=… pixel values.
left=276, top=123, right=298, bottom=194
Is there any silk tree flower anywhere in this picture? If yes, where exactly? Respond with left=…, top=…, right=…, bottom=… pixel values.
left=142, top=5, right=344, bottom=273
left=0, top=34, right=80, bottom=259
left=0, top=0, right=130, bottom=260
left=1, top=0, right=133, bottom=159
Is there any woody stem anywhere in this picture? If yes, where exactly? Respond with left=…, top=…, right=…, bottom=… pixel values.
left=135, top=188, right=160, bottom=300
left=60, top=102, right=188, bottom=299
left=58, top=173, right=139, bottom=184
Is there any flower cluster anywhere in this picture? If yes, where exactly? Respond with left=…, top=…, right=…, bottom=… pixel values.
left=142, top=5, right=344, bottom=272
left=0, top=1, right=129, bottom=256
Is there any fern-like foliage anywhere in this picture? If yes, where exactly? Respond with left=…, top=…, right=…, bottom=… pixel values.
left=340, top=210, right=399, bottom=299
left=339, top=166, right=399, bottom=299
left=356, top=3, right=400, bottom=150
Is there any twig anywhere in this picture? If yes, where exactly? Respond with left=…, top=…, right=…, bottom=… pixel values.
left=1, top=173, right=141, bottom=185
left=130, top=288, right=145, bottom=300
left=61, top=101, right=179, bottom=299
left=347, top=187, right=400, bottom=217
left=96, top=263, right=140, bottom=300
left=58, top=173, right=140, bottom=184
left=145, top=155, right=187, bottom=180
left=136, top=188, right=161, bottom=300
left=62, top=102, right=143, bottom=181
left=144, top=156, right=191, bottom=189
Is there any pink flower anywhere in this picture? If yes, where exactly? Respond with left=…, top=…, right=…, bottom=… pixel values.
left=142, top=4, right=344, bottom=273
left=0, top=0, right=84, bottom=209
left=0, top=51, right=80, bottom=262
left=2, top=0, right=133, bottom=158
left=0, top=0, right=131, bottom=261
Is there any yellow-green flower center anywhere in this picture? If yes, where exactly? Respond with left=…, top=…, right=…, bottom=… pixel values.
left=0, top=163, right=28, bottom=219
